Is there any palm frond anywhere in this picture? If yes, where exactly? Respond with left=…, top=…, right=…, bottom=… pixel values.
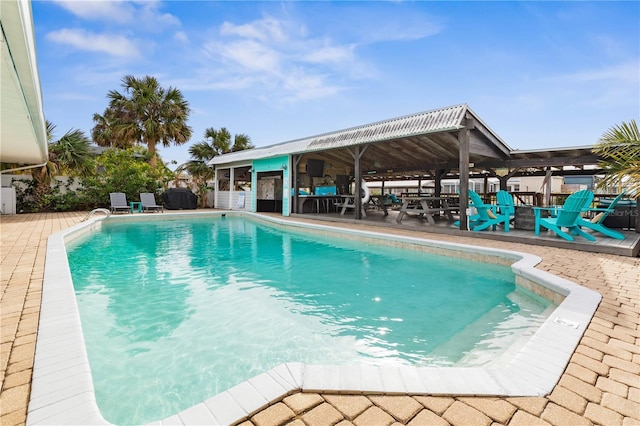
left=594, top=119, right=640, bottom=196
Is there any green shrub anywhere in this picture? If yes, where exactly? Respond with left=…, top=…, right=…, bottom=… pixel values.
left=81, top=149, right=173, bottom=208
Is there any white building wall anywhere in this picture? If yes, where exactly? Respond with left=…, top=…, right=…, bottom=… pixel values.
left=518, top=176, right=564, bottom=193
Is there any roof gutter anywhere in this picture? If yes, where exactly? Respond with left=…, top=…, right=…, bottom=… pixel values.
left=0, top=161, right=48, bottom=174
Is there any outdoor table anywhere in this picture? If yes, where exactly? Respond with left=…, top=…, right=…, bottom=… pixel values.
left=395, top=196, right=456, bottom=225
left=514, top=205, right=549, bottom=230
left=298, top=195, right=342, bottom=213
left=366, top=195, right=389, bottom=216
left=338, top=195, right=368, bottom=217
left=129, top=201, right=142, bottom=213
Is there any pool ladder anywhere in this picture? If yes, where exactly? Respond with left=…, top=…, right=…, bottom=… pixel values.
left=82, top=208, right=111, bottom=222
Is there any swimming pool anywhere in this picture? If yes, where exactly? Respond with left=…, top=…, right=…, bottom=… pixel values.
left=27, top=212, right=601, bottom=425
left=66, top=215, right=553, bottom=424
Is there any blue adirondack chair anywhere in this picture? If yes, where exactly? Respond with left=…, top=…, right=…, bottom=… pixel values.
left=533, top=190, right=595, bottom=241
left=577, top=192, right=626, bottom=240
left=383, top=193, right=402, bottom=206
left=454, top=190, right=508, bottom=231
left=495, top=190, right=516, bottom=232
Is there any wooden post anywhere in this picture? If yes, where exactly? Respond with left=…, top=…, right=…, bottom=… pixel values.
left=499, top=176, right=508, bottom=191
left=348, top=146, right=368, bottom=220
left=498, top=168, right=519, bottom=191
left=483, top=174, right=489, bottom=199
left=435, top=169, right=448, bottom=197
left=458, top=118, right=472, bottom=230
left=292, top=155, right=301, bottom=213
left=636, top=196, right=639, bottom=233
left=354, top=146, right=362, bottom=219
left=229, top=167, right=235, bottom=209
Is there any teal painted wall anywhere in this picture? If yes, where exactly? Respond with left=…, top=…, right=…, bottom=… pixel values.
left=252, top=156, right=291, bottom=216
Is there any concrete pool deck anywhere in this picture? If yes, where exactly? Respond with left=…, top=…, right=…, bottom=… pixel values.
left=1, top=211, right=639, bottom=425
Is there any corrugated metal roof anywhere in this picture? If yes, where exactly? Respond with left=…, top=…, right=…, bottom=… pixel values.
left=304, top=104, right=467, bottom=151
left=210, top=104, right=471, bottom=165
left=208, top=138, right=311, bottom=165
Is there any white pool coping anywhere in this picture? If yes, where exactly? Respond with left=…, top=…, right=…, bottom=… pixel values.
left=27, top=211, right=601, bottom=425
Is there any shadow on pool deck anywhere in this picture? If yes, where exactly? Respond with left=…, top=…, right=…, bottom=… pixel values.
left=0, top=210, right=638, bottom=426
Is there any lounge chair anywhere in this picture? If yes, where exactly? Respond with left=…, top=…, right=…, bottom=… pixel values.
left=533, top=190, right=595, bottom=241
left=140, top=193, right=163, bottom=213
left=577, top=192, right=626, bottom=240
left=109, top=192, right=130, bottom=214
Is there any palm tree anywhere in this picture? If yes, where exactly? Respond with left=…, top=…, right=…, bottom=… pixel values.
left=29, top=121, right=93, bottom=202
left=91, top=109, right=132, bottom=149
left=177, top=127, right=254, bottom=207
left=593, top=119, right=640, bottom=196
left=199, top=127, right=255, bottom=155
left=92, top=75, right=192, bottom=165
left=231, top=133, right=253, bottom=152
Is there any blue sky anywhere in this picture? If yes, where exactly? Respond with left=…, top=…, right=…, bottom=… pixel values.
left=33, top=1, right=639, bottom=168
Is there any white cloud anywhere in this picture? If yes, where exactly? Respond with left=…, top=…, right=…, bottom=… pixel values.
left=280, top=69, right=344, bottom=102
left=342, top=8, right=443, bottom=44
left=220, top=17, right=287, bottom=43
left=46, top=29, right=141, bottom=58
left=136, top=1, right=180, bottom=31
left=186, top=8, right=441, bottom=103
left=210, top=39, right=282, bottom=73
left=174, top=31, right=189, bottom=44
left=193, top=16, right=366, bottom=102
left=561, top=62, right=640, bottom=84
left=50, top=0, right=179, bottom=30
left=50, top=0, right=137, bottom=24
left=303, top=45, right=355, bottom=65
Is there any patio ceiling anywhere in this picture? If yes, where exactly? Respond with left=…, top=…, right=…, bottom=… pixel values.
left=0, top=0, right=48, bottom=165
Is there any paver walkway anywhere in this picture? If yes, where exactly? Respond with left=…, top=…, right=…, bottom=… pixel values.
left=1, top=212, right=638, bottom=426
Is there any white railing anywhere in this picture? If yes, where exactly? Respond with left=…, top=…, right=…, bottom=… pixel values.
left=82, top=208, right=111, bottom=222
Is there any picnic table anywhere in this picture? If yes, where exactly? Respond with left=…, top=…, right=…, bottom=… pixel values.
left=395, top=195, right=456, bottom=225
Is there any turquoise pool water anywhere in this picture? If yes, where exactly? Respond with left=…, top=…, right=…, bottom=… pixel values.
left=67, top=216, right=554, bottom=425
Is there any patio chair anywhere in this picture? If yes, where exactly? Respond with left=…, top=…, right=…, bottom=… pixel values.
left=495, top=190, right=516, bottom=232
left=109, top=192, right=130, bottom=214
left=383, top=193, right=403, bottom=208
left=533, top=190, right=595, bottom=241
left=466, top=189, right=512, bottom=231
left=576, top=192, right=626, bottom=240
left=140, top=193, right=163, bottom=213
left=454, top=190, right=507, bottom=231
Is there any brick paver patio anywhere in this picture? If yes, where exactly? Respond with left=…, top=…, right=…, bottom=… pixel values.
left=1, top=212, right=638, bottom=425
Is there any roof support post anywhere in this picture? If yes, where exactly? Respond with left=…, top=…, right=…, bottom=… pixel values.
left=483, top=174, right=489, bottom=199
left=292, top=155, right=301, bottom=213
left=229, top=168, right=235, bottom=209
left=434, top=169, right=448, bottom=198
left=214, top=167, right=220, bottom=209
left=636, top=195, right=640, bottom=233
left=498, top=168, right=520, bottom=191
left=348, top=146, right=368, bottom=220
left=458, top=118, right=473, bottom=230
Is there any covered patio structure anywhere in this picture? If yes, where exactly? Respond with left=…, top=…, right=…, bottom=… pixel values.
left=210, top=104, right=630, bottom=217
left=210, top=103, right=639, bottom=256
left=212, top=103, right=516, bottom=226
